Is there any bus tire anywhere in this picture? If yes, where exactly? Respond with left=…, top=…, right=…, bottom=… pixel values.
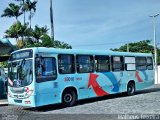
left=127, top=81, right=135, bottom=96
left=0, top=81, right=4, bottom=98
left=62, top=89, right=77, bottom=107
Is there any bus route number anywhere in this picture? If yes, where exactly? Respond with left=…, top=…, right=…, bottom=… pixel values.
left=64, top=77, right=74, bottom=82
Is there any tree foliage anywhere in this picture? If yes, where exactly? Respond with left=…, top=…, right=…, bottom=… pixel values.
left=111, top=40, right=160, bottom=64
left=1, top=3, right=22, bottom=20
left=0, top=62, right=8, bottom=68
left=26, top=34, right=72, bottom=49
left=1, top=0, right=72, bottom=51
left=31, top=25, right=49, bottom=42
left=5, top=21, right=28, bottom=41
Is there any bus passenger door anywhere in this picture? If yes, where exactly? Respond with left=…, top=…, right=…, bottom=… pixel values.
left=35, top=57, right=58, bottom=106
left=110, top=56, right=124, bottom=93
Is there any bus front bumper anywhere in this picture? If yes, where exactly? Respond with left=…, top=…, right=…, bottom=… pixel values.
left=8, top=95, right=36, bottom=107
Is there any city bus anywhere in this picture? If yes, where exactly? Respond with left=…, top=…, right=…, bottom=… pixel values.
left=7, top=47, right=154, bottom=107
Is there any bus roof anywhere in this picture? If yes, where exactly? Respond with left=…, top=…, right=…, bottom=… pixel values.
left=12, top=47, right=153, bottom=57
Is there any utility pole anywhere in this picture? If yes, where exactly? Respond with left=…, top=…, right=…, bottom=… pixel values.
left=50, top=0, right=54, bottom=40
left=149, top=13, right=159, bottom=84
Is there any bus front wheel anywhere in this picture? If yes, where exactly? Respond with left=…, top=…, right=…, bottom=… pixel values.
left=127, top=82, right=135, bottom=96
left=62, top=90, right=77, bottom=107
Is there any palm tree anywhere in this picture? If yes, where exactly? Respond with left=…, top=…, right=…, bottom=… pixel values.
left=24, top=0, right=37, bottom=28
left=15, top=0, right=26, bottom=24
left=41, top=26, right=49, bottom=35
left=32, top=25, right=49, bottom=42
left=5, top=21, right=30, bottom=49
left=5, top=28, right=19, bottom=41
left=1, top=3, right=23, bottom=21
left=5, top=21, right=29, bottom=41
left=5, top=22, right=20, bottom=41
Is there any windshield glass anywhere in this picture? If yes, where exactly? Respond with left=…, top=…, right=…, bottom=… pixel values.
left=8, top=59, right=33, bottom=87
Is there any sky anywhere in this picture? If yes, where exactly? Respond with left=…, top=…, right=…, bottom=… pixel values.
left=0, top=0, right=160, bottom=50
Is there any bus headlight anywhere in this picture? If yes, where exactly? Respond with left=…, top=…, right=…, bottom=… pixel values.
left=25, top=90, right=33, bottom=98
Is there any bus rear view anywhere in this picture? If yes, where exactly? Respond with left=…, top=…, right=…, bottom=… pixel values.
left=8, top=49, right=35, bottom=107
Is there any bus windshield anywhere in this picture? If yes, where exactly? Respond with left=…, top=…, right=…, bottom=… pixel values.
left=8, top=59, right=33, bottom=87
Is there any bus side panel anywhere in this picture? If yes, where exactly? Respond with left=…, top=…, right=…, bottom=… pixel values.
left=74, top=73, right=96, bottom=100
left=118, top=71, right=128, bottom=93
left=76, top=72, right=118, bottom=99
left=122, top=71, right=137, bottom=92
left=147, top=69, right=155, bottom=85
left=34, top=69, right=154, bottom=107
left=35, top=81, right=61, bottom=107
left=77, top=71, right=127, bottom=100
left=135, top=70, right=154, bottom=91
left=109, top=71, right=125, bottom=94
left=120, top=69, right=154, bottom=93
left=58, top=73, right=115, bottom=101
left=58, top=73, right=98, bottom=101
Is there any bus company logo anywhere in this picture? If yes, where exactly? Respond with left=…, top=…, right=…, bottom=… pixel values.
left=88, top=73, right=109, bottom=97
left=88, top=73, right=121, bottom=97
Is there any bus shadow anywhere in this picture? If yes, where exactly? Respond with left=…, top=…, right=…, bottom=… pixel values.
left=25, top=86, right=160, bottom=112
left=135, top=86, right=160, bottom=95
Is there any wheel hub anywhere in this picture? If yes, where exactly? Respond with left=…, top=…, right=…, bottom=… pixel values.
left=129, top=86, right=134, bottom=93
left=64, top=94, right=72, bottom=103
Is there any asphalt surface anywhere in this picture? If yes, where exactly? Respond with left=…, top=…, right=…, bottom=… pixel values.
left=0, top=85, right=160, bottom=120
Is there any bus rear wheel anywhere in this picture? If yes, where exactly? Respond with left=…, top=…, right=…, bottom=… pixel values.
left=127, top=82, right=135, bottom=96
left=62, top=90, right=77, bottom=107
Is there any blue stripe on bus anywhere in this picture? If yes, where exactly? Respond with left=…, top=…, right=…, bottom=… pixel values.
left=141, top=70, right=148, bottom=81
left=102, top=72, right=120, bottom=92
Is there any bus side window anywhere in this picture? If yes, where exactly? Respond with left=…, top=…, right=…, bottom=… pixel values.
left=147, top=57, right=153, bottom=70
left=36, top=57, right=57, bottom=82
left=95, top=55, right=110, bottom=72
left=136, top=57, right=147, bottom=70
left=124, top=57, right=136, bottom=71
left=76, top=55, right=94, bottom=73
left=111, top=56, right=124, bottom=71
left=58, top=54, right=75, bottom=74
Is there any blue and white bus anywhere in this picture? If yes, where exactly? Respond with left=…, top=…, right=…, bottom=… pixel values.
left=8, top=47, right=154, bottom=107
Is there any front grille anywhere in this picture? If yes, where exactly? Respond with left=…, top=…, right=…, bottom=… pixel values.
left=13, top=95, right=18, bottom=98
left=14, top=99, right=22, bottom=103
left=18, top=95, right=24, bottom=98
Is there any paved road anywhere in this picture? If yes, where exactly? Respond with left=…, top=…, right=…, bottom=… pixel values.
left=0, top=85, right=160, bottom=120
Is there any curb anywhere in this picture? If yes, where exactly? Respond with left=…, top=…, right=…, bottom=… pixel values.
left=0, top=100, right=8, bottom=106
left=0, top=103, right=8, bottom=106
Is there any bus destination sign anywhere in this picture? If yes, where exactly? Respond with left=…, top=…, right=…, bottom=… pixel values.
left=10, top=49, right=33, bottom=61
